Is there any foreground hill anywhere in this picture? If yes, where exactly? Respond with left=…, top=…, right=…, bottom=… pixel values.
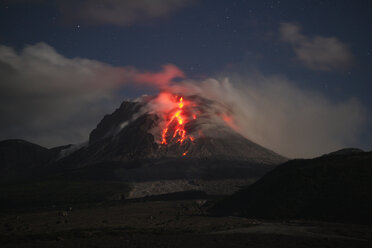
left=211, top=149, right=372, bottom=224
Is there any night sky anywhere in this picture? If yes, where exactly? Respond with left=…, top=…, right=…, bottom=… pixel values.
left=0, top=0, right=371, bottom=158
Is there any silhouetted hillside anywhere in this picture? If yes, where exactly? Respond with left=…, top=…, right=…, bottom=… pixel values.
left=0, top=139, right=50, bottom=181
left=211, top=150, right=372, bottom=224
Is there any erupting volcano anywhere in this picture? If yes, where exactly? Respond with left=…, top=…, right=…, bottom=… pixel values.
left=161, top=96, right=195, bottom=146
left=31, top=91, right=287, bottom=197
left=81, top=91, right=286, bottom=165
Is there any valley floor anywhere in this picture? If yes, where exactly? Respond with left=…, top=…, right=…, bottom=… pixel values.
left=1, top=199, right=371, bottom=248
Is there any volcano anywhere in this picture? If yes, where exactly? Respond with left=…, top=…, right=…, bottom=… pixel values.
left=61, top=93, right=285, bottom=163
left=0, top=93, right=286, bottom=198
left=49, top=93, right=286, bottom=197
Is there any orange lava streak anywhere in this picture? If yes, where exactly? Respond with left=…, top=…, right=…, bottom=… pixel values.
left=161, top=96, right=192, bottom=145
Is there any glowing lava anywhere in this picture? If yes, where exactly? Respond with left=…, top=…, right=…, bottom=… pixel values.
left=161, top=96, right=194, bottom=145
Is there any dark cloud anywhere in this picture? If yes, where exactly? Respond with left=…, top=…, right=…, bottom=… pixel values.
left=0, top=42, right=182, bottom=147
left=8, top=0, right=196, bottom=26
left=280, top=22, right=354, bottom=71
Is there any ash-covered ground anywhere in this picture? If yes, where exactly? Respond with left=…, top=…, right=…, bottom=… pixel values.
left=1, top=198, right=372, bottom=248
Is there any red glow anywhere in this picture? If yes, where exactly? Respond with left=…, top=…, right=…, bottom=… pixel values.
left=222, top=114, right=238, bottom=131
left=134, top=64, right=185, bottom=88
left=161, top=95, right=195, bottom=145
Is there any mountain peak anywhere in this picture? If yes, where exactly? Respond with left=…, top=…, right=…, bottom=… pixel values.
left=81, top=94, right=286, bottom=165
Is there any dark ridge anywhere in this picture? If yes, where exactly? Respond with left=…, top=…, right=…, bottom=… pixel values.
left=0, top=139, right=49, bottom=181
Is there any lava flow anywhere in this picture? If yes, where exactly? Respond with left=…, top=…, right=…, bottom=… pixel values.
left=161, top=96, right=195, bottom=145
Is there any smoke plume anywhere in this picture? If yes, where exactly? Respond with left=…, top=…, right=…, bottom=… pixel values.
left=162, top=75, right=365, bottom=158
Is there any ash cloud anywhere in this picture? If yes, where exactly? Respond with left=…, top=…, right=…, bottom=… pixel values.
left=280, top=22, right=354, bottom=71
left=174, top=75, right=365, bottom=158
left=0, top=42, right=181, bottom=147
